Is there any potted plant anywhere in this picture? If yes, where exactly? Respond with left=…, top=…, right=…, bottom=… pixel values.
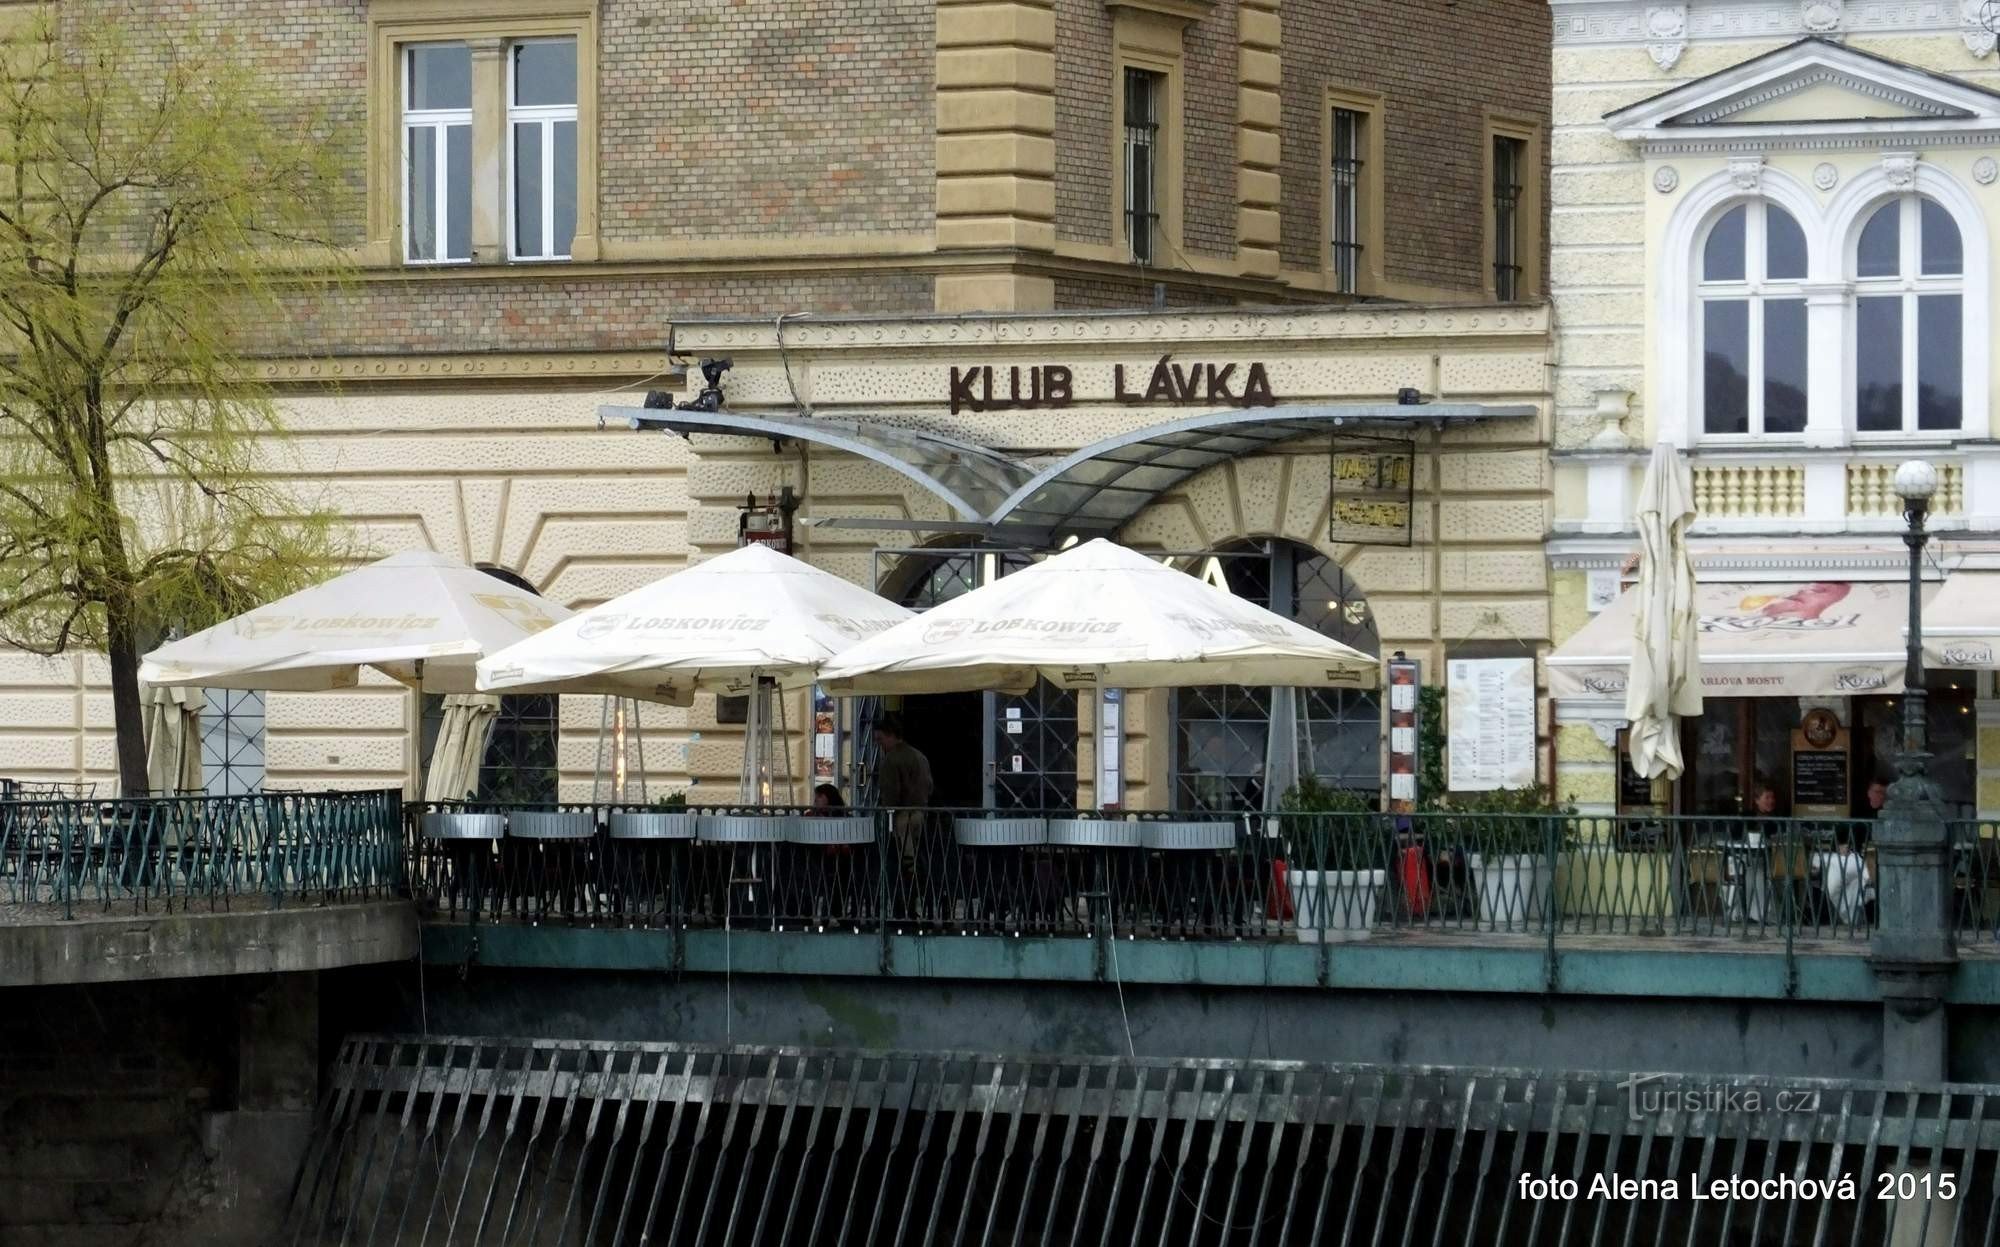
left=1448, top=786, right=1567, bottom=932
left=1277, top=778, right=1386, bottom=942
left=607, top=792, right=698, bottom=841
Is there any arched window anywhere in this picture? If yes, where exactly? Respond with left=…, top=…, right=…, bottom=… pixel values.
left=1173, top=541, right=1381, bottom=812
left=1698, top=201, right=1809, bottom=436
left=1853, top=195, right=1962, bottom=433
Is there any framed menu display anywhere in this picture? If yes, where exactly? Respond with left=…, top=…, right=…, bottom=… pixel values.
left=1616, top=729, right=1664, bottom=815
left=1446, top=658, right=1536, bottom=792
left=1791, top=708, right=1851, bottom=817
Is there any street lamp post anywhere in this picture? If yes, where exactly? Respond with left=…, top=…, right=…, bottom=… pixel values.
left=1894, top=458, right=1939, bottom=784
left=1871, top=458, right=1954, bottom=1084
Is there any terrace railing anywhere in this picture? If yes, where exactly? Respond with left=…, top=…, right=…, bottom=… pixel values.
left=409, top=804, right=1901, bottom=950
left=0, top=788, right=405, bottom=919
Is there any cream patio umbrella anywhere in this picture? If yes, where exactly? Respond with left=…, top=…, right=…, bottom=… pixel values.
left=141, top=684, right=202, bottom=795
left=1623, top=442, right=1703, bottom=780
left=477, top=543, right=916, bottom=803
left=817, top=538, right=1378, bottom=695
left=474, top=542, right=915, bottom=701
left=139, top=551, right=571, bottom=695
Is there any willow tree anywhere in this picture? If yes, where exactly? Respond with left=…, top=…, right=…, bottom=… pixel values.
left=0, top=9, right=349, bottom=794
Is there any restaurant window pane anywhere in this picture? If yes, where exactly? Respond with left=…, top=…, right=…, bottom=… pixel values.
left=1855, top=295, right=1903, bottom=431
left=1762, top=297, right=1807, bottom=434
left=1856, top=201, right=1900, bottom=278
left=408, top=43, right=471, bottom=111
left=553, top=120, right=577, bottom=256
left=1702, top=299, right=1749, bottom=434
left=1765, top=205, right=1806, bottom=280
left=406, top=126, right=437, bottom=261
left=514, top=122, right=543, bottom=257
left=1918, top=294, right=1962, bottom=431
left=444, top=124, right=471, bottom=261
left=1702, top=205, right=1745, bottom=282
left=512, top=39, right=576, bottom=107
left=1920, top=198, right=1962, bottom=276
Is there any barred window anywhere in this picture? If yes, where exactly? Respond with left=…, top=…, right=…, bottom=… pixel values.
left=1491, top=135, right=1526, bottom=301
left=1123, top=68, right=1163, bottom=266
left=1329, top=108, right=1365, bottom=295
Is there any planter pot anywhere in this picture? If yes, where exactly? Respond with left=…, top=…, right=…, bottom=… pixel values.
left=508, top=811, right=598, bottom=841
left=1138, top=820, right=1237, bottom=851
left=954, top=816, right=1048, bottom=847
left=421, top=812, right=505, bottom=841
left=606, top=811, right=699, bottom=841
left=1047, top=819, right=1140, bottom=848
left=1287, top=867, right=1385, bottom=943
left=1467, top=852, right=1548, bottom=931
left=788, top=814, right=875, bottom=846
left=700, top=814, right=791, bottom=844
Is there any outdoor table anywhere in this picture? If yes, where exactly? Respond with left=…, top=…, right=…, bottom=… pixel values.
left=1046, top=819, right=1143, bottom=934
left=605, top=810, right=698, bottom=926
left=699, top=814, right=789, bottom=923
left=1139, top=820, right=1250, bottom=937
left=1720, top=835, right=1772, bottom=925
left=421, top=811, right=504, bottom=918
left=506, top=811, right=599, bottom=924
left=952, top=817, right=1049, bottom=934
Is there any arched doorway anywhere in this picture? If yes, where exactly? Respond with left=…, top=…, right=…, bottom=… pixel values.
left=875, top=548, right=1078, bottom=811
left=1172, top=540, right=1381, bottom=811
left=418, top=564, right=560, bottom=803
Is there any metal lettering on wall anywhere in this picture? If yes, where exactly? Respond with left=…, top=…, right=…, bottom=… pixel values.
left=1327, top=434, right=1415, bottom=546
left=947, top=355, right=1278, bottom=413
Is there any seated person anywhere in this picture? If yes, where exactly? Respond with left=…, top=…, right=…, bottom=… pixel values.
left=1820, top=831, right=1869, bottom=926
left=809, top=783, right=846, bottom=815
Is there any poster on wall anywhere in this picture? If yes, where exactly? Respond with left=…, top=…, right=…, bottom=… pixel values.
left=1447, top=658, right=1536, bottom=792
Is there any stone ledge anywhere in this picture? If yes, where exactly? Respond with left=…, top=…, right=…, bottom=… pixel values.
left=0, top=900, right=418, bottom=987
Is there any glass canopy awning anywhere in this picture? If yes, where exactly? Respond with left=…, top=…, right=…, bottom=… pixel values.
left=603, top=401, right=1537, bottom=545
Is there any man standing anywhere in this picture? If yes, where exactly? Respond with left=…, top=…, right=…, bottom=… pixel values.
left=873, top=715, right=935, bottom=916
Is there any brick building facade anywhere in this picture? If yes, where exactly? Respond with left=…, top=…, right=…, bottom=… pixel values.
left=2, top=0, right=1558, bottom=806
left=115, top=0, right=1551, bottom=348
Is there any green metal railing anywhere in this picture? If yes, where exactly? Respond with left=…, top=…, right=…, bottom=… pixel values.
left=409, top=805, right=1902, bottom=950
left=0, top=789, right=405, bottom=919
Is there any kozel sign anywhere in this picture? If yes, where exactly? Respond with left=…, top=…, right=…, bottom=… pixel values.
left=948, top=356, right=1278, bottom=414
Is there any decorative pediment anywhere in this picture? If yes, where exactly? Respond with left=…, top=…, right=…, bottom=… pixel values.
left=1606, top=37, right=2000, bottom=147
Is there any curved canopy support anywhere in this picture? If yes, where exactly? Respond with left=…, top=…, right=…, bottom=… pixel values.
left=985, top=403, right=1535, bottom=543
left=605, top=401, right=1537, bottom=544
left=605, top=406, right=1035, bottom=524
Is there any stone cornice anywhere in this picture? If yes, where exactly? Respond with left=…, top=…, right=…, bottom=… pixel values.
left=1551, top=0, right=1981, bottom=46
left=1103, top=0, right=1216, bottom=25
left=249, top=351, right=672, bottom=386
left=667, top=304, right=1551, bottom=353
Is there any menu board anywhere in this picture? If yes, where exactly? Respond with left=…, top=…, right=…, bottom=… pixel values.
left=1791, top=726, right=1851, bottom=815
left=1616, top=731, right=1663, bottom=812
left=1447, top=658, right=1537, bottom=792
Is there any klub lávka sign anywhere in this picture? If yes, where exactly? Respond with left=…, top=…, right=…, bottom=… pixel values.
left=948, top=356, right=1277, bottom=414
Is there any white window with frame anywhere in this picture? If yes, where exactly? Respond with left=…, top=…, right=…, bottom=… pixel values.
left=402, top=42, right=472, bottom=265
left=508, top=37, right=578, bottom=262
left=1853, top=194, right=1963, bottom=435
left=1698, top=200, right=1809, bottom=438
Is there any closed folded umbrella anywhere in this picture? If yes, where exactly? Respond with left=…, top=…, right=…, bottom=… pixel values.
left=1623, top=443, right=1702, bottom=780
left=140, top=551, right=570, bottom=695
left=141, top=684, right=202, bottom=795
left=819, top=538, right=1377, bottom=695
left=423, top=693, right=500, bottom=801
